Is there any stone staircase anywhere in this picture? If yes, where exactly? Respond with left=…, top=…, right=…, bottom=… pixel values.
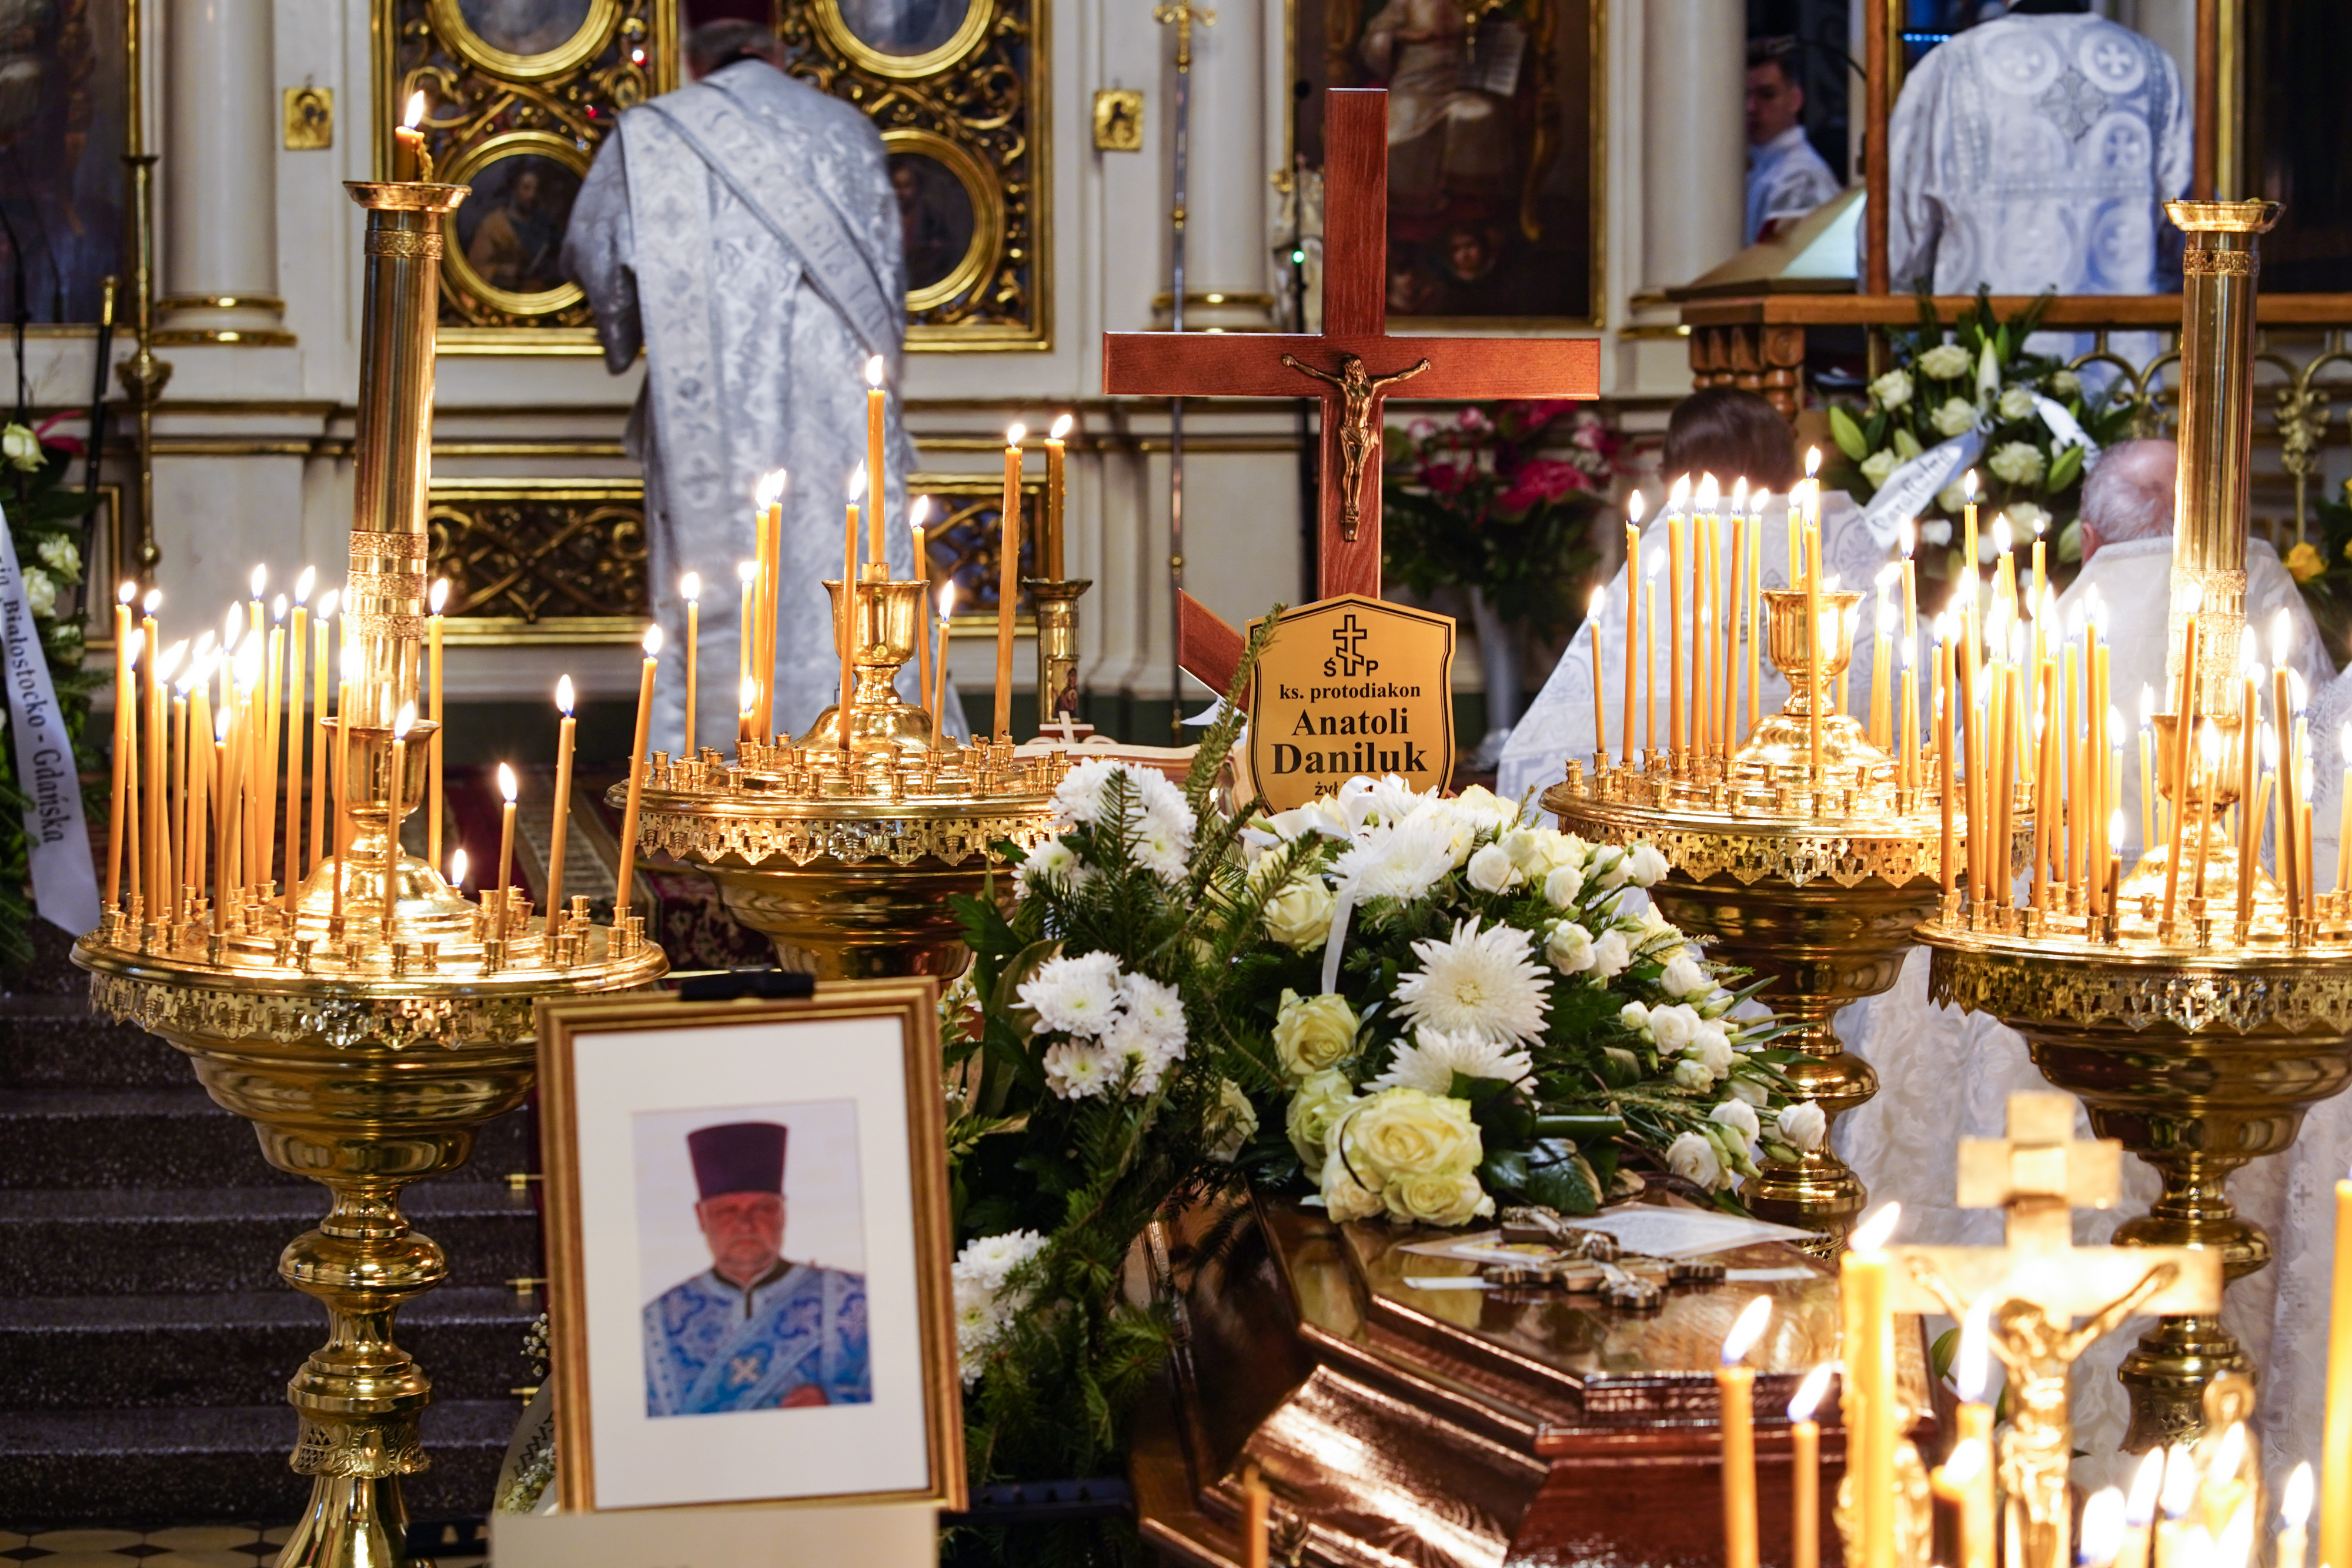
left=0, top=931, right=540, bottom=1529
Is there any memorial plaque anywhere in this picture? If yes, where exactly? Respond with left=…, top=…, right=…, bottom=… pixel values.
left=1247, top=594, right=1454, bottom=810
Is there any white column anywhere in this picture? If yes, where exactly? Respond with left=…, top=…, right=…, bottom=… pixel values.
left=1639, top=0, right=1744, bottom=294
left=1160, top=0, right=1274, bottom=331
left=157, top=0, right=289, bottom=344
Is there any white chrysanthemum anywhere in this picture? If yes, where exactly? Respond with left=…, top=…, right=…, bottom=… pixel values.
left=1391, top=919, right=1551, bottom=1047
left=1018, top=950, right=1124, bottom=1037
left=1051, top=756, right=1128, bottom=825
left=1103, top=1015, right=1181, bottom=1096
left=1135, top=770, right=1197, bottom=835
left=1133, top=807, right=1191, bottom=881
left=955, top=1228, right=1049, bottom=1290
left=1016, top=838, right=1082, bottom=898
left=1332, top=815, right=1458, bottom=903
left=1119, top=971, right=1187, bottom=1051
left=1043, top=1038, right=1115, bottom=1099
left=1367, top=1026, right=1534, bottom=1095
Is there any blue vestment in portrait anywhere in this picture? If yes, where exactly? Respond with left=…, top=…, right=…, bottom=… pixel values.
left=643, top=1262, right=870, bottom=1417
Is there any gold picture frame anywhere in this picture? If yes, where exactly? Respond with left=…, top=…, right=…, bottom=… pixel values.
left=885, top=128, right=1003, bottom=315
left=813, top=0, right=994, bottom=79
left=425, top=0, right=624, bottom=79
left=439, top=131, right=596, bottom=319
left=536, top=982, right=964, bottom=1514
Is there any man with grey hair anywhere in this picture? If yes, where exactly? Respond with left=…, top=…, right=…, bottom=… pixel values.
left=2052, top=438, right=2330, bottom=861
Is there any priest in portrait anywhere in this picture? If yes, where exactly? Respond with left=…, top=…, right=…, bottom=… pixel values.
left=563, top=19, right=936, bottom=748
left=643, top=1121, right=871, bottom=1417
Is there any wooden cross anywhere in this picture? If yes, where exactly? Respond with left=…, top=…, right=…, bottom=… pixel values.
left=1101, top=88, right=1602, bottom=694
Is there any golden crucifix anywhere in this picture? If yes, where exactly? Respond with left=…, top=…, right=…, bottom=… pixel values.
left=1887, top=1093, right=2222, bottom=1568
left=1151, top=0, right=1214, bottom=68
left=1279, top=352, right=1431, bottom=542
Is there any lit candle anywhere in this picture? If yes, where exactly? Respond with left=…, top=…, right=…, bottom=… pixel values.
left=1589, top=586, right=1608, bottom=763
left=1722, top=505, right=1742, bottom=757
left=735, top=559, right=756, bottom=744
left=2117, top=1449, right=2165, bottom=1568
left=933, top=581, right=957, bottom=751
left=2161, top=589, right=2203, bottom=934
left=2156, top=1445, right=2199, bottom=1568
left=1748, top=490, right=1766, bottom=741
left=2065, top=638, right=2083, bottom=895
left=2141, top=688, right=2159, bottom=867
left=1045, top=413, right=1073, bottom=579
left=169, top=667, right=191, bottom=922
left=2080, top=1488, right=2127, bottom=1568
left=258, top=599, right=282, bottom=901
left=2338, top=726, right=2352, bottom=898
left=331, top=667, right=352, bottom=924
left=1715, top=1293, right=1771, bottom=1568
left=393, top=91, right=432, bottom=182
left=1900, top=641, right=1917, bottom=795
left=996, top=423, right=1025, bottom=743
left=283, top=570, right=311, bottom=911
left=212, top=705, right=230, bottom=933
left=1840, top=1202, right=1900, bottom=1568
left=865, top=356, right=887, bottom=566
left=492, top=762, right=518, bottom=944
left=427, top=577, right=447, bottom=877
left=1694, top=473, right=1717, bottom=761
left=1242, top=1465, right=1271, bottom=1568
left=1950, top=1299, right=1996, bottom=1568
left=108, top=583, right=135, bottom=911
left=1668, top=474, right=1688, bottom=767
left=1870, top=572, right=1893, bottom=750
left=150, top=641, right=186, bottom=922
left=680, top=571, right=700, bottom=760
left=754, top=469, right=786, bottom=741
left=910, top=499, right=933, bottom=729
left=385, top=702, right=415, bottom=939
left=1805, top=521, right=1822, bottom=783
left=141, top=593, right=163, bottom=915
left=1940, top=627, right=1956, bottom=897
left=546, top=676, right=575, bottom=937
left=2238, top=666, right=2265, bottom=931
left=186, top=658, right=212, bottom=912
left=1962, top=468, right=1979, bottom=591
left=1898, top=516, right=1918, bottom=647
left=1622, top=494, right=1642, bottom=764
left=615, top=625, right=660, bottom=934
left=1930, top=1439, right=1993, bottom=1568
left=2277, top=1462, right=2313, bottom=1568
left=308, top=590, right=335, bottom=876
left=841, top=464, right=866, bottom=761
left=1646, top=556, right=1662, bottom=758
left=1786, top=1363, right=1831, bottom=1568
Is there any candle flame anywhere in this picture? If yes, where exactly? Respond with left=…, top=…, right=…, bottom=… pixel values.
left=144, top=587, right=162, bottom=614
left=1625, top=490, right=1646, bottom=524
left=739, top=676, right=758, bottom=716
left=498, top=762, right=518, bottom=803
left=1006, top=422, right=1027, bottom=448
left=1750, top=487, right=1768, bottom=517
left=2078, top=1489, right=2127, bottom=1568
left=680, top=570, right=700, bottom=602
left=2216, top=1499, right=2255, bottom=1568
left=1991, top=516, right=2013, bottom=555
left=405, top=91, right=426, bottom=129
left=2125, top=1447, right=2166, bottom=1526
left=1850, top=1202, right=1901, bottom=1250
left=1955, top=1295, right=1992, bottom=1402
left=1805, top=446, right=1821, bottom=477
left=392, top=701, right=416, bottom=740
left=235, top=636, right=263, bottom=689
left=295, top=566, right=315, bottom=604
left=939, top=580, right=957, bottom=617
left=2272, top=605, right=2294, bottom=666
left=1050, top=412, right=1074, bottom=440
left=2158, top=1444, right=2199, bottom=1520
left=2292, top=667, right=2309, bottom=711
left=155, top=638, right=188, bottom=683
left=1786, top=1362, right=1834, bottom=1423
left=1941, top=1437, right=1988, bottom=1486
left=1963, top=468, right=1977, bottom=501
left=174, top=660, right=202, bottom=696
left=738, top=559, right=759, bottom=584
left=429, top=578, right=450, bottom=614
left=272, top=594, right=288, bottom=623
left=643, top=624, right=663, bottom=657
left=1588, top=584, right=1605, bottom=621
left=2181, top=581, right=2204, bottom=617
left=555, top=674, right=575, bottom=716
left=2199, top=720, right=2222, bottom=770
left=2340, top=721, right=2351, bottom=764
left=1903, top=637, right=1915, bottom=668
left=865, top=354, right=885, bottom=388
left=755, top=468, right=787, bottom=507
left=910, top=495, right=930, bottom=530
left=1667, top=473, right=1690, bottom=511
left=2264, top=722, right=2279, bottom=770
left=2111, top=808, right=2125, bottom=845
left=316, top=587, right=339, bottom=622
left=847, top=463, right=867, bottom=502
left=223, top=604, right=243, bottom=648
left=1899, top=516, right=1916, bottom=557
left=251, top=565, right=267, bottom=598
left=1729, top=476, right=1748, bottom=513
left=118, top=580, right=136, bottom=605
left=215, top=706, right=230, bottom=741
left=1695, top=472, right=1719, bottom=511
left=2210, top=1421, right=2246, bottom=1480
left=2282, top=1461, right=2313, bottom=1529
left=1719, top=1293, right=1772, bottom=1365
left=449, top=848, right=468, bottom=889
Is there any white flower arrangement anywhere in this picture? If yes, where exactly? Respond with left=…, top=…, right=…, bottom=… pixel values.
left=952, top=1229, right=1051, bottom=1384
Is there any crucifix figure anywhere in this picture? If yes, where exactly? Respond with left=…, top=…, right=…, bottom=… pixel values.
left=1886, top=1093, right=2221, bottom=1568
left=1102, top=89, right=1601, bottom=694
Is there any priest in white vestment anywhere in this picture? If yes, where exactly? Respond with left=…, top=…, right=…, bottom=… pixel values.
left=563, top=22, right=951, bottom=748
left=1880, top=1, right=2190, bottom=299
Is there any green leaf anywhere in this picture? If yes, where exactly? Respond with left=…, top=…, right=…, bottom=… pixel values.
left=1524, top=1149, right=1602, bottom=1216
left=1828, top=404, right=1869, bottom=463
left=2046, top=442, right=2084, bottom=494
left=1892, top=427, right=1925, bottom=462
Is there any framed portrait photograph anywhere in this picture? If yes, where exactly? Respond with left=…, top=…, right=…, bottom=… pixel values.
left=537, top=981, right=963, bottom=1513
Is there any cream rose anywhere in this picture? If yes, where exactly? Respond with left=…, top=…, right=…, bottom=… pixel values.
left=1384, top=1169, right=1495, bottom=1227
left=1859, top=449, right=1900, bottom=488
left=1542, top=862, right=1586, bottom=908
left=1345, top=1087, right=1484, bottom=1183
left=1997, top=385, right=2037, bottom=422
left=1546, top=920, right=1595, bottom=975
left=1263, top=877, right=1337, bottom=950
left=1672, top=1059, right=1715, bottom=1091
left=1466, top=844, right=1522, bottom=893
left=1286, top=1069, right=1358, bottom=1166
left=1777, top=1101, right=1828, bottom=1152
left=1988, top=440, right=2045, bottom=486
left=1660, top=952, right=1711, bottom=999
left=1208, top=1079, right=1258, bottom=1162
left=1647, top=1004, right=1699, bottom=1052
left=1626, top=845, right=1670, bottom=887
left=1917, top=343, right=1972, bottom=380
left=1667, top=1130, right=1724, bottom=1188
left=1870, top=367, right=1913, bottom=412
left=1586, top=930, right=1631, bottom=981
left=1272, top=989, right=1359, bottom=1078
left=1320, top=1141, right=1385, bottom=1222
left=1931, top=396, right=1980, bottom=438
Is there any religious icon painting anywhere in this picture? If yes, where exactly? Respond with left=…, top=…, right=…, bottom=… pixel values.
left=427, top=0, right=620, bottom=77
left=883, top=130, right=1001, bottom=310
left=440, top=132, right=593, bottom=319
left=537, top=981, right=963, bottom=1512
left=1294, top=0, right=1602, bottom=324
left=818, top=0, right=994, bottom=78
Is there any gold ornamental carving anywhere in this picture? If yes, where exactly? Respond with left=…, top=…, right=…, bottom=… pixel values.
left=366, top=228, right=442, bottom=259
left=2182, top=248, right=2257, bottom=276
left=426, top=480, right=650, bottom=626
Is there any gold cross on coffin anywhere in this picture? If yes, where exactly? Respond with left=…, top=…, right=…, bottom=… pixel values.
left=1885, top=1092, right=2221, bottom=1568
left=1101, top=88, right=1602, bottom=694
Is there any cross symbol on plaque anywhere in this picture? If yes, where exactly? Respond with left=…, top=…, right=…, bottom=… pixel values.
left=1329, top=613, right=1369, bottom=669
left=1101, top=88, right=1602, bottom=694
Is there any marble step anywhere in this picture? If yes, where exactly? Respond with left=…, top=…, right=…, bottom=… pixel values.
left=0, top=1089, right=533, bottom=1190
left=0, top=1184, right=542, bottom=1295
left=0, top=1398, right=522, bottom=1525
left=0, top=1287, right=540, bottom=1409
left=0, top=996, right=188, bottom=1090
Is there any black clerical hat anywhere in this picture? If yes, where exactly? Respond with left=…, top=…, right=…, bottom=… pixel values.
left=687, top=1121, right=787, bottom=1199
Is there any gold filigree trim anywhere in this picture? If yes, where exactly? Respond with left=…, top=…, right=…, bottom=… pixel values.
left=341, top=610, right=430, bottom=639
left=1925, top=941, right=2352, bottom=1035
left=294, top=1415, right=429, bottom=1478
left=349, top=530, right=432, bottom=559
left=88, top=969, right=540, bottom=1051
left=639, top=804, right=1063, bottom=870
left=2183, top=249, right=2257, bottom=276
left=366, top=229, right=444, bottom=259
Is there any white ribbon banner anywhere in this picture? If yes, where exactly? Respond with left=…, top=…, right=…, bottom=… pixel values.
left=0, top=503, right=102, bottom=936
left=1857, top=428, right=1986, bottom=551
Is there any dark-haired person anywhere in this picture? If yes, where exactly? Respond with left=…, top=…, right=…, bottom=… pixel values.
left=1496, top=388, right=1881, bottom=803
left=1745, top=38, right=1841, bottom=245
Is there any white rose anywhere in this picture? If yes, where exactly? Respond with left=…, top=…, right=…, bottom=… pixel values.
left=1, top=423, right=39, bottom=472
left=2047, top=370, right=2081, bottom=400
left=1586, top=930, right=1630, bottom=981
left=1667, top=1130, right=1724, bottom=1188
left=1930, top=396, right=1980, bottom=438
left=1546, top=920, right=1595, bottom=975
left=20, top=568, right=56, bottom=619
left=1777, top=1101, right=1828, bottom=1152
left=1917, top=343, right=1972, bottom=380
left=1710, top=1099, right=1761, bottom=1141
left=1498, top=828, right=1552, bottom=874
left=1287, top=1069, right=1358, bottom=1167
left=1919, top=516, right=1954, bottom=546
left=1466, top=844, right=1522, bottom=893
left=1618, top=1001, right=1651, bottom=1032
left=1346, top=1086, right=1484, bottom=1182
left=1208, top=1079, right=1258, bottom=1162
left=1936, top=480, right=1970, bottom=515
left=1660, top=952, right=1711, bottom=1000
left=2007, top=502, right=2050, bottom=538
left=1869, top=368, right=1913, bottom=412
left=1320, top=1139, right=1386, bottom=1222
left=1273, top=989, right=1359, bottom=1078
left=1672, top=1058, right=1715, bottom=1091
left=1728, top=1075, right=1770, bottom=1108
left=1858, top=449, right=1900, bottom=488
left=1263, top=876, right=1337, bottom=950
left=1685, top=1027, right=1736, bottom=1077
left=35, top=536, right=79, bottom=580
left=1997, top=385, right=2037, bottom=422
left=1648, top=1005, right=1698, bottom=1052
left=1542, top=862, right=1586, bottom=908
left=1625, top=844, right=1670, bottom=887
left=1383, top=1169, right=1495, bottom=1228
left=1987, top=440, right=2045, bottom=487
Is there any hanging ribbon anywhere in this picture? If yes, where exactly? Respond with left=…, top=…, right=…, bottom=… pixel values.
left=1857, top=428, right=1986, bottom=551
left=0, top=503, right=102, bottom=936
left=2034, top=394, right=2101, bottom=470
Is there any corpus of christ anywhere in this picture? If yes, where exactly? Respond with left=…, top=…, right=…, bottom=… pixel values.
left=8, top=5, right=2352, bottom=1568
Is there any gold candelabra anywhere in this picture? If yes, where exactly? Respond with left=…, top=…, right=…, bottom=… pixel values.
left=73, top=179, right=665, bottom=1568
left=1916, top=198, right=2352, bottom=1450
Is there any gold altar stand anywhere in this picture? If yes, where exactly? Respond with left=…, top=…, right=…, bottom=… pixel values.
left=1131, top=1197, right=1937, bottom=1568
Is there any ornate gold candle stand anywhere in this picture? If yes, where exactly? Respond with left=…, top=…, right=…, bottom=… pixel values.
left=74, top=176, right=666, bottom=1568
left=1548, top=591, right=2024, bottom=1254
left=1027, top=576, right=1093, bottom=736
left=620, top=570, right=1066, bottom=977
